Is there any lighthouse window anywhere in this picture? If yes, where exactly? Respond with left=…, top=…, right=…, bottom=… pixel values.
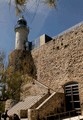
left=18, top=20, right=27, bottom=26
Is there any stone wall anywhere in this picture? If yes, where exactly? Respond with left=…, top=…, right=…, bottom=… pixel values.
left=20, top=93, right=50, bottom=119
left=31, top=24, right=83, bottom=113
left=20, top=80, right=50, bottom=100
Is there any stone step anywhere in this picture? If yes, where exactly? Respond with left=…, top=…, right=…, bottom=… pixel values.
left=21, top=118, right=28, bottom=120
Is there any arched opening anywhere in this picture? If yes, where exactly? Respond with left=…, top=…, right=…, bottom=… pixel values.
left=64, top=82, right=81, bottom=114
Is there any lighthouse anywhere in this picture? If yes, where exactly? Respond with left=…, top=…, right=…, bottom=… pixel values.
left=15, top=16, right=29, bottom=50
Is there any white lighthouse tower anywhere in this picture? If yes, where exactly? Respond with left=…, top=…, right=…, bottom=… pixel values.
left=15, top=16, right=29, bottom=50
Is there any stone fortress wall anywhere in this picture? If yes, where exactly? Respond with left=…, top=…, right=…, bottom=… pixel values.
left=31, top=23, right=83, bottom=114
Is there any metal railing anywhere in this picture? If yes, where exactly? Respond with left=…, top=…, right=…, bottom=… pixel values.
left=44, top=109, right=81, bottom=120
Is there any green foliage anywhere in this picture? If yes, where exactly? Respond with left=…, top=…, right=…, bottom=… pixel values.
left=0, top=101, right=5, bottom=112
left=0, top=51, right=5, bottom=77
left=0, top=50, right=34, bottom=110
left=6, top=72, right=23, bottom=102
left=0, top=51, right=6, bottom=113
left=6, top=72, right=33, bottom=101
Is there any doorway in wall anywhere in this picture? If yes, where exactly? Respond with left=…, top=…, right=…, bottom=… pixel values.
left=64, top=82, right=81, bottom=115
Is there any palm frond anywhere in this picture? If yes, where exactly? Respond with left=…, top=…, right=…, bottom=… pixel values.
left=43, top=0, right=57, bottom=7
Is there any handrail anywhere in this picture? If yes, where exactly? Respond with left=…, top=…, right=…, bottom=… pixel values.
left=34, top=79, right=63, bottom=93
left=34, top=79, right=55, bottom=92
left=45, top=109, right=81, bottom=120
left=36, top=92, right=56, bottom=110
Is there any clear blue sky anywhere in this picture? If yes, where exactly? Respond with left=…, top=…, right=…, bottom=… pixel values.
left=0, top=0, right=83, bottom=61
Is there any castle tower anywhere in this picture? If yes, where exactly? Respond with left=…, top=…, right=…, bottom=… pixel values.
left=15, top=16, right=29, bottom=50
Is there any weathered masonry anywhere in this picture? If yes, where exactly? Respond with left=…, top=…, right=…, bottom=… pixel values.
left=31, top=23, right=83, bottom=115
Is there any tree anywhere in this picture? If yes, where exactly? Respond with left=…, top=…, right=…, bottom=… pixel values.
left=0, top=51, right=5, bottom=98
left=9, top=0, right=56, bottom=16
left=4, top=72, right=33, bottom=103
left=0, top=51, right=6, bottom=113
left=0, top=51, right=5, bottom=79
left=6, top=71, right=23, bottom=102
left=0, top=101, right=5, bottom=113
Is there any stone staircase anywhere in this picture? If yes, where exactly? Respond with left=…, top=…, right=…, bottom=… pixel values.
left=7, top=90, right=64, bottom=120
left=7, top=92, right=50, bottom=117
left=7, top=94, right=48, bottom=116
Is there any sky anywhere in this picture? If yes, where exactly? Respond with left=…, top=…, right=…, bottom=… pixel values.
left=0, top=0, right=83, bottom=62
